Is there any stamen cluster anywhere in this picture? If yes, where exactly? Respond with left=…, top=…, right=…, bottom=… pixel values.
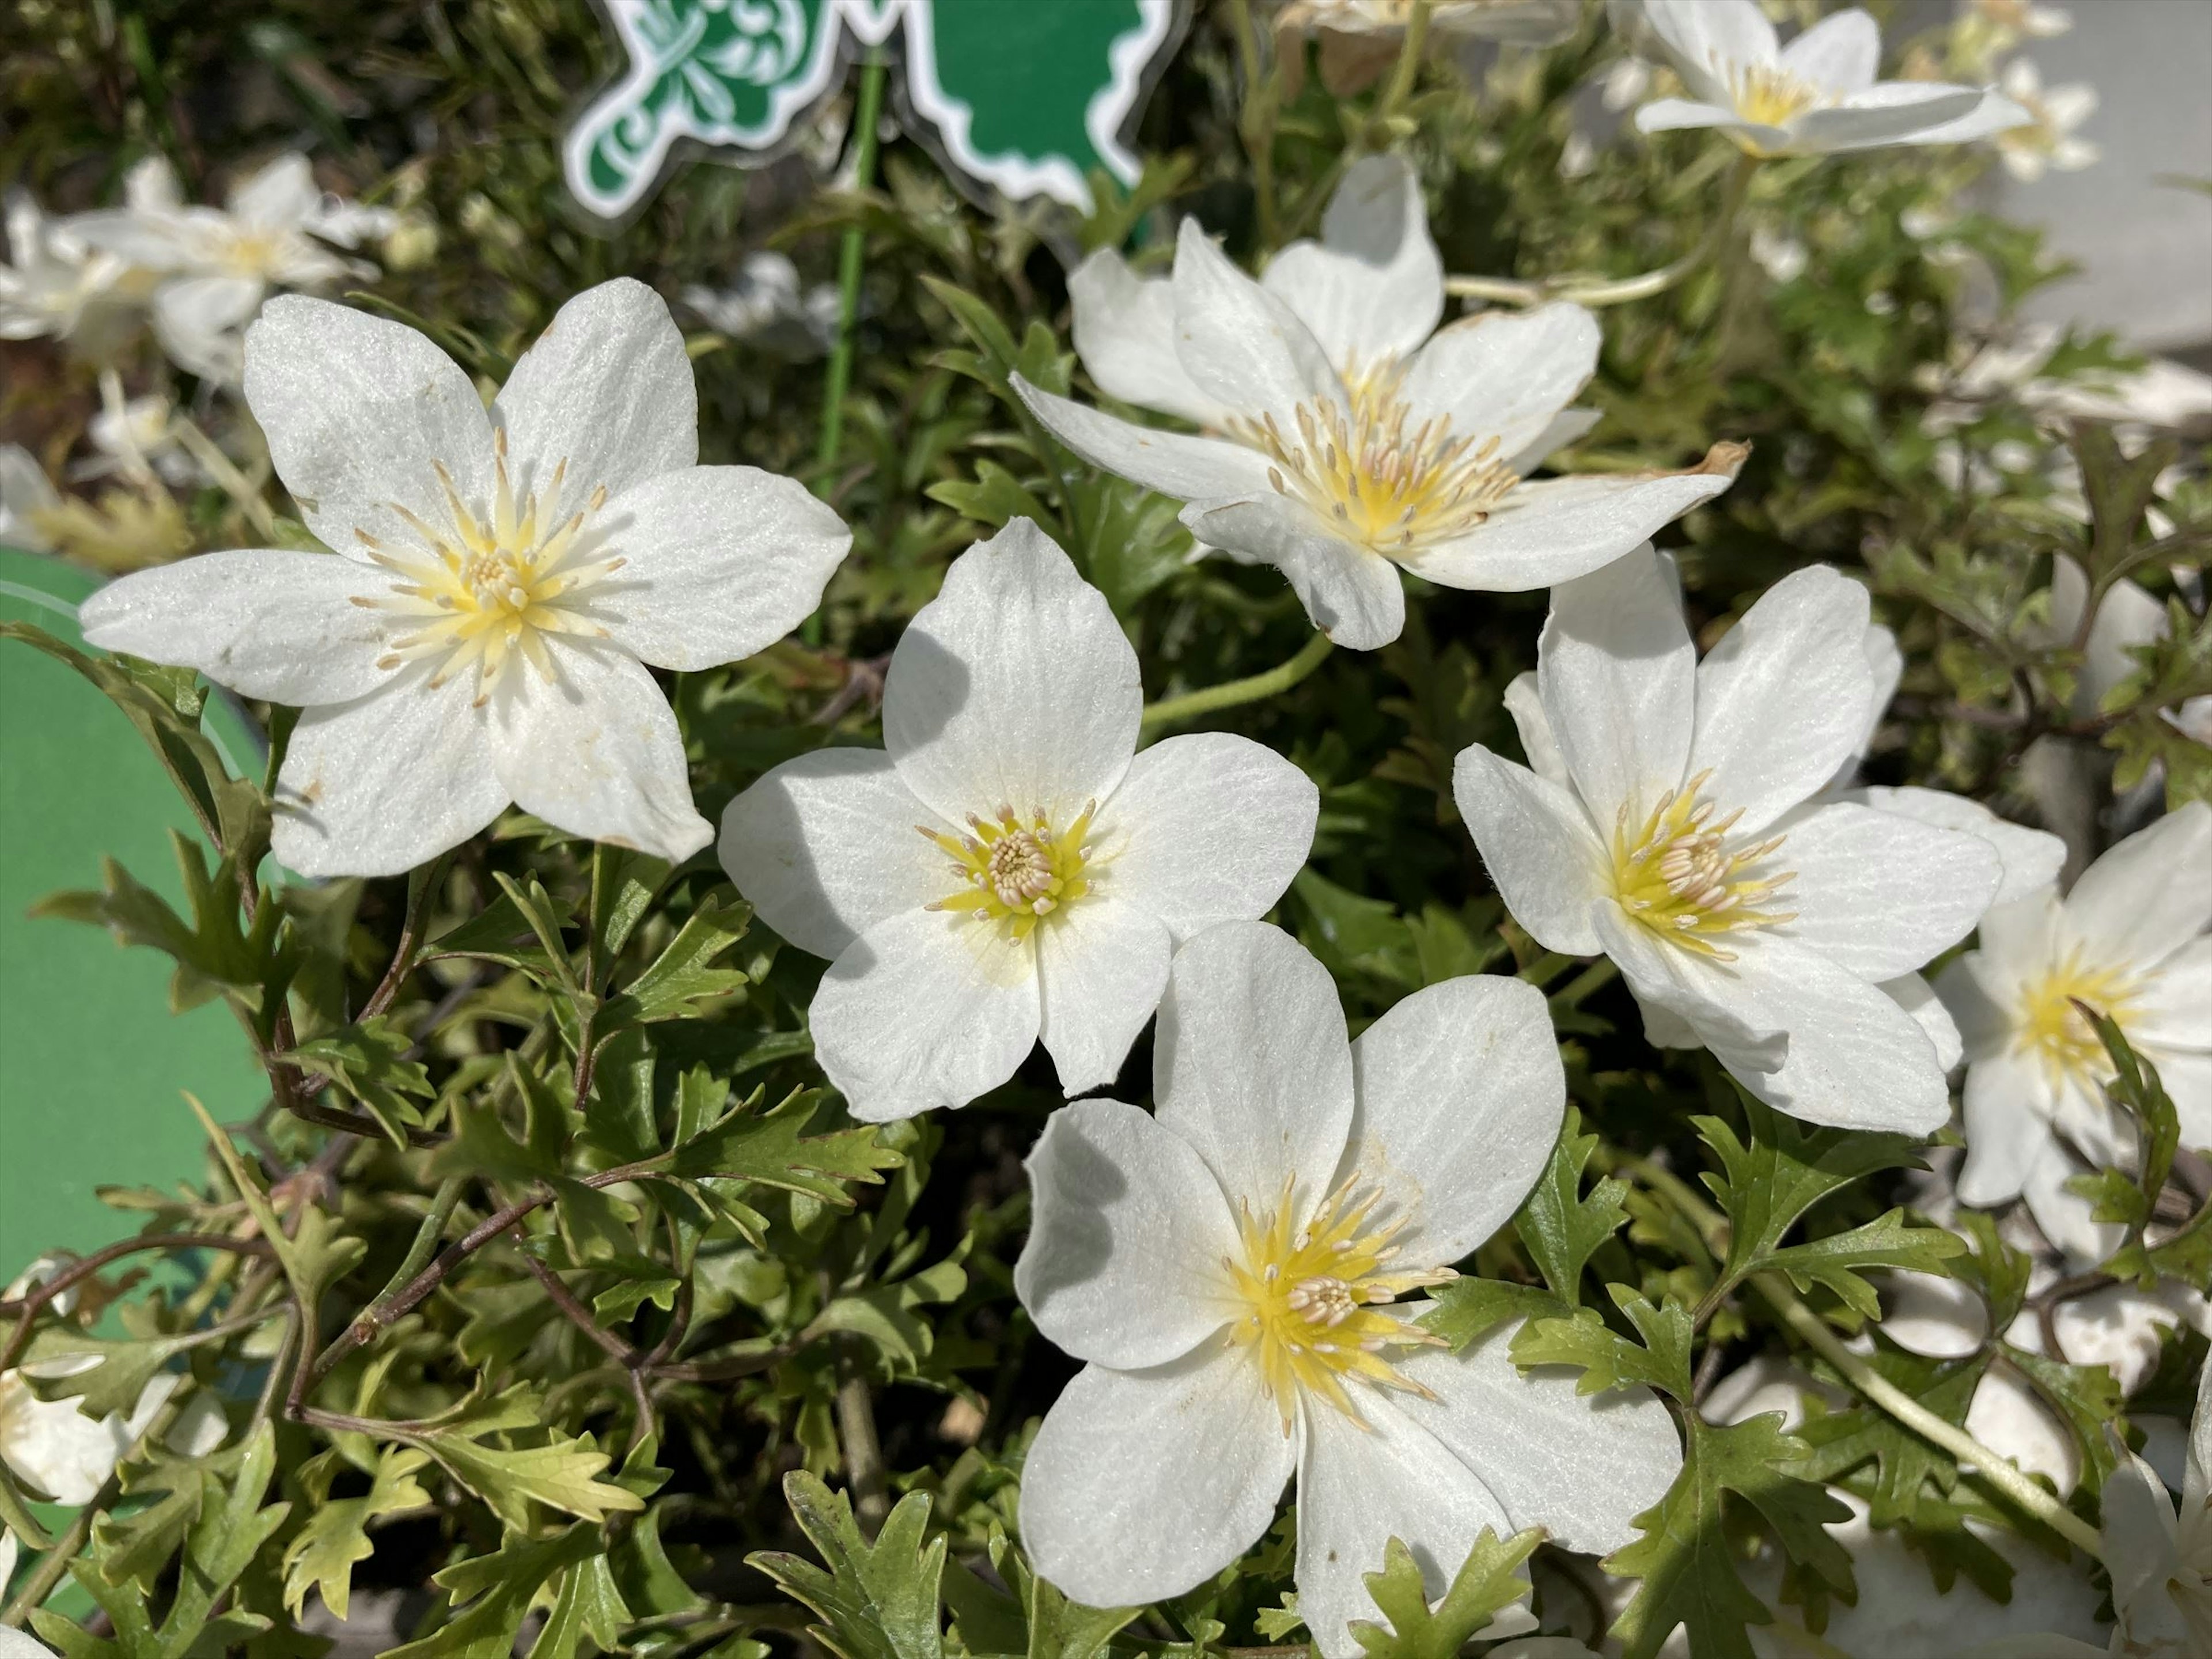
left=1224, top=1177, right=1454, bottom=1430
left=920, top=802, right=1097, bottom=941
left=1228, top=368, right=1519, bottom=558
left=353, top=428, right=624, bottom=700
left=1722, top=58, right=1825, bottom=138
left=1612, top=769, right=1794, bottom=959
left=2017, top=952, right=2142, bottom=1085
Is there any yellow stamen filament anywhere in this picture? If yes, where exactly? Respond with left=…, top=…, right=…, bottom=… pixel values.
left=1225, top=1176, right=1455, bottom=1433
left=1721, top=58, right=1827, bottom=150
left=919, top=801, right=1097, bottom=942
left=1224, top=362, right=1519, bottom=558
left=1612, top=769, right=1795, bottom=961
left=354, top=429, right=622, bottom=702
left=2015, top=949, right=2143, bottom=1088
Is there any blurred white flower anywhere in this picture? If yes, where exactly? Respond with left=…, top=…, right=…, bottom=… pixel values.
left=718, top=519, right=1318, bottom=1120
left=80, top=279, right=850, bottom=876
left=1274, top=0, right=1584, bottom=96
left=0, top=192, right=137, bottom=353
left=71, top=392, right=196, bottom=488
left=0, top=444, right=62, bottom=553
left=1938, top=804, right=2212, bottom=1260
left=681, top=252, right=840, bottom=361
left=0, top=1363, right=172, bottom=1506
left=1749, top=225, right=1806, bottom=282
left=1993, top=58, right=2099, bottom=181
left=1971, top=0, right=2073, bottom=42
left=72, top=154, right=385, bottom=381
left=1622, top=0, right=2029, bottom=157
left=1013, top=922, right=1678, bottom=1659
left=2041, top=553, right=2210, bottom=738
left=1456, top=546, right=2005, bottom=1135
left=1557, top=130, right=1598, bottom=180
left=1016, top=155, right=1741, bottom=650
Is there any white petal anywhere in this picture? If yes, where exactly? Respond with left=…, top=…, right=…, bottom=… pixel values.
left=1407, top=461, right=1740, bottom=595
left=1338, top=975, right=1565, bottom=1266
left=717, top=748, right=941, bottom=960
left=1852, top=786, right=2065, bottom=908
left=0, top=1374, right=130, bottom=1505
left=1260, top=155, right=1443, bottom=374
left=1794, top=84, right=1989, bottom=152
left=1632, top=97, right=1743, bottom=136
left=2080, top=573, right=2167, bottom=711
left=1776, top=8, right=1879, bottom=94
left=1014, top=1096, right=1240, bottom=1369
left=2157, top=1048, right=2212, bottom=1146
left=1506, top=407, right=1602, bottom=477
left=1501, top=671, right=1569, bottom=789
left=2066, top=804, right=2211, bottom=969
left=494, top=278, right=696, bottom=505
left=2020, top=1147, right=2125, bottom=1267
left=1688, top=565, right=1874, bottom=834
left=77, top=548, right=392, bottom=705
left=1296, top=1393, right=1516, bottom=1659
left=1537, top=543, right=1696, bottom=825
left=229, top=153, right=319, bottom=228
left=1014, top=377, right=1276, bottom=501
left=244, top=294, right=494, bottom=559
left=596, top=467, right=850, bottom=670
left=1398, top=304, right=1597, bottom=462
left=1450, top=747, right=1609, bottom=957
left=490, top=642, right=710, bottom=863
left=151, top=274, right=261, bottom=381
left=1181, top=495, right=1405, bottom=649
left=1880, top=1270, right=1988, bottom=1359
left=2135, top=939, right=2212, bottom=1054
left=810, top=907, right=1040, bottom=1121
left=1590, top=905, right=1790, bottom=1081
left=1883, top=973, right=1964, bottom=1074
left=1394, top=1320, right=1682, bottom=1557
left=1154, top=921, right=1354, bottom=1210
left=1021, top=1350, right=1293, bottom=1607
left=271, top=669, right=505, bottom=878
left=1037, top=896, right=1172, bottom=1096
left=1068, top=247, right=1227, bottom=427
left=883, top=520, right=1141, bottom=828
left=2104, top=1452, right=2186, bottom=1630
left=1730, top=937, right=1953, bottom=1133
left=1169, top=218, right=1343, bottom=428
left=1768, top=801, right=1998, bottom=981
left=1641, top=0, right=1778, bottom=100
left=1092, top=733, right=1318, bottom=942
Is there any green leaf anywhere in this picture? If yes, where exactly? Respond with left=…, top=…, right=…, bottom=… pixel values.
left=1516, top=1105, right=1631, bottom=1304
left=749, top=1473, right=946, bottom=1659
left=529, top=1554, right=632, bottom=1659
left=280, top=1445, right=433, bottom=1619
left=1794, top=1349, right=1986, bottom=1525
left=674, top=1085, right=902, bottom=1225
left=2002, top=1345, right=2127, bottom=1486
left=406, top=1390, right=647, bottom=1531
left=426, top=878, right=577, bottom=982
left=282, top=1016, right=436, bottom=1146
left=1417, top=1279, right=1567, bottom=1353
left=600, top=891, right=755, bottom=1026
left=389, top=1527, right=604, bottom=1659
left=1511, top=1286, right=1695, bottom=1400
left=35, top=836, right=281, bottom=1016
left=1347, top=1527, right=1541, bottom=1659
left=1756, top=1209, right=1968, bottom=1320
left=1608, top=1414, right=1854, bottom=1659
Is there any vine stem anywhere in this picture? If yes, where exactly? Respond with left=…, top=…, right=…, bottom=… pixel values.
left=815, top=54, right=888, bottom=476
left=1445, top=152, right=1757, bottom=310
left=1140, top=632, right=1332, bottom=730
left=1625, top=1156, right=2107, bottom=1562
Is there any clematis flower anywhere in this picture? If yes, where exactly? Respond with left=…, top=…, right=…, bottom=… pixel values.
left=1455, top=546, right=2003, bottom=1134
left=0, top=1258, right=177, bottom=1507
left=681, top=252, right=840, bottom=362
left=1622, top=0, right=2029, bottom=158
left=1013, top=922, right=1679, bottom=1658
left=72, top=154, right=389, bottom=381
left=1012, top=155, right=1743, bottom=651
left=718, top=520, right=1318, bottom=1121
left=0, top=191, right=137, bottom=354
left=1990, top=58, right=2098, bottom=181
left=1936, top=804, right=2212, bottom=1259
left=79, top=278, right=850, bottom=876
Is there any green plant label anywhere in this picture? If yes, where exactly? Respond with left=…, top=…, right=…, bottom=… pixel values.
left=566, top=0, right=1183, bottom=223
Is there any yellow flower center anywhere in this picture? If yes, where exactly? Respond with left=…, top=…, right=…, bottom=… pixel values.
left=221, top=228, right=290, bottom=279
left=1723, top=61, right=1827, bottom=151
left=919, top=802, right=1098, bottom=942
left=353, top=428, right=624, bottom=699
left=1612, top=770, right=1795, bottom=961
left=1227, top=363, right=1519, bottom=558
left=1225, top=1178, right=1453, bottom=1431
left=2016, top=949, right=2142, bottom=1085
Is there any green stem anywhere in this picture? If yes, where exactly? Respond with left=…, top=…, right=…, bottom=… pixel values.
left=1139, top=632, right=1332, bottom=730
left=1371, top=0, right=1430, bottom=131
left=816, top=55, right=887, bottom=476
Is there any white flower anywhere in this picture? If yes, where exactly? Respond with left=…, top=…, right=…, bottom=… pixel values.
left=0, top=1601, right=54, bottom=1659
left=1013, top=922, right=1679, bottom=1658
left=1937, top=804, right=2212, bottom=1256
left=1749, top=225, right=1807, bottom=283
left=2041, top=552, right=2212, bottom=744
left=0, top=192, right=135, bottom=350
left=72, top=154, right=384, bottom=381
left=0, top=444, right=61, bottom=554
left=1013, top=155, right=1743, bottom=650
left=681, top=252, right=840, bottom=361
left=1971, top=0, right=2073, bottom=42
left=79, top=278, right=850, bottom=876
left=0, top=1362, right=171, bottom=1507
left=1624, top=0, right=2030, bottom=157
left=2100, top=1359, right=2212, bottom=1656
left=1454, top=546, right=2006, bottom=1134
left=1993, top=58, right=2099, bottom=181
left=718, top=520, right=1317, bottom=1120
left=73, top=393, right=196, bottom=488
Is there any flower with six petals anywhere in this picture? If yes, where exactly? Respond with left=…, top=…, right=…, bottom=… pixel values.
left=718, top=518, right=1319, bottom=1121
left=1013, top=922, right=1679, bottom=1658
left=80, top=278, right=850, bottom=876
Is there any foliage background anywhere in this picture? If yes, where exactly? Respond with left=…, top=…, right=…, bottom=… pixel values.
left=1, top=0, right=2208, bottom=1654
